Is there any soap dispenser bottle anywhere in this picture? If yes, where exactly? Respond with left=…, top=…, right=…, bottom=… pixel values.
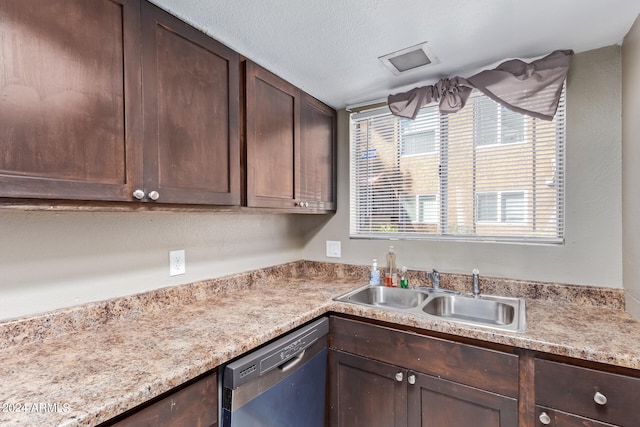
left=400, top=266, right=409, bottom=289
left=369, top=259, right=380, bottom=285
left=384, top=246, right=397, bottom=287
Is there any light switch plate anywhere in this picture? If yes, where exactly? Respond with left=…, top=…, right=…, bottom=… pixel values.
left=326, top=240, right=341, bottom=258
left=169, top=250, right=186, bottom=276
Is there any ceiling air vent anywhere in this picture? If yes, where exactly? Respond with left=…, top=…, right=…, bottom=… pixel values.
left=379, top=42, right=440, bottom=75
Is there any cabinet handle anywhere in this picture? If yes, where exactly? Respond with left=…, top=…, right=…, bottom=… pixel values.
left=594, top=391, right=607, bottom=406
left=394, top=372, right=403, bottom=382
left=539, top=412, right=551, bottom=425
left=296, top=201, right=309, bottom=208
left=148, top=191, right=160, bottom=201
left=132, top=189, right=145, bottom=200
left=407, top=374, right=416, bottom=385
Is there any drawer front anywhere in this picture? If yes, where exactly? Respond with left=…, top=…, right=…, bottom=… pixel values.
left=110, top=371, right=217, bottom=427
left=535, top=359, right=640, bottom=426
left=535, top=406, right=618, bottom=427
left=330, top=316, right=519, bottom=397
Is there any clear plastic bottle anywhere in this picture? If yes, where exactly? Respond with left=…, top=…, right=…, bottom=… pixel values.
left=400, top=266, right=409, bottom=289
left=369, top=259, right=380, bottom=285
left=384, top=246, right=396, bottom=287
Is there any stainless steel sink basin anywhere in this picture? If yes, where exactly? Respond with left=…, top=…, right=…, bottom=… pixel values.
left=423, top=294, right=525, bottom=332
left=337, top=286, right=429, bottom=309
left=334, top=285, right=526, bottom=333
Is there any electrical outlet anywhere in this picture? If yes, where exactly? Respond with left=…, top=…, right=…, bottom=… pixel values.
left=326, top=240, right=341, bottom=258
left=169, top=250, right=186, bottom=276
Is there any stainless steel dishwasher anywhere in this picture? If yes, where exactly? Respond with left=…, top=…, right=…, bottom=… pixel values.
left=221, top=317, right=329, bottom=427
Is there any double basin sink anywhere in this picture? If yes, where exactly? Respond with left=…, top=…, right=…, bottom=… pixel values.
left=334, top=285, right=526, bottom=333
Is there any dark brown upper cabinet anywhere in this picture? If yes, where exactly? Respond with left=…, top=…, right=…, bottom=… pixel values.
left=1, top=0, right=334, bottom=210
left=245, top=61, right=300, bottom=209
left=0, top=0, right=240, bottom=206
left=0, top=0, right=143, bottom=201
left=140, top=1, right=240, bottom=205
left=300, top=93, right=337, bottom=212
left=245, top=61, right=336, bottom=213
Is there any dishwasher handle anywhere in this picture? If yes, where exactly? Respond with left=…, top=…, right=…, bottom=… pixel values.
left=278, top=349, right=306, bottom=373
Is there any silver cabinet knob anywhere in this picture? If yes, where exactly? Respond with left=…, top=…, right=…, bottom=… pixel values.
left=148, top=191, right=160, bottom=201
left=394, top=372, right=403, bottom=382
left=594, top=391, right=607, bottom=405
left=407, top=374, right=416, bottom=385
left=132, top=189, right=145, bottom=200
left=539, top=412, right=551, bottom=425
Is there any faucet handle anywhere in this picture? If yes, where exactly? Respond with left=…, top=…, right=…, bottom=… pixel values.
left=472, top=269, right=480, bottom=297
left=426, top=269, right=440, bottom=289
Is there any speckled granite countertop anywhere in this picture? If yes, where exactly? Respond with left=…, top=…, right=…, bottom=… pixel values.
left=0, top=261, right=639, bottom=427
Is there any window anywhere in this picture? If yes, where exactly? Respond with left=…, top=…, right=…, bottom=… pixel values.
left=400, top=112, right=438, bottom=156
left=400, top=195, right=438, bottom=223
left=350, top=88, right=565, bottom=243
left=476, top=191, right=526, bottom=223
left=474, top=97, right=526, bottom=147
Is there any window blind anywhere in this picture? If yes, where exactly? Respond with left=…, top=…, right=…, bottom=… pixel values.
left=350, top=88, right=565, bottom=243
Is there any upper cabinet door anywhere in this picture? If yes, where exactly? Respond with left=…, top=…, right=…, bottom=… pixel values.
left=300, top=93, right=337, bottom=212
left=0, top=0, right=143, bottom=201
left=140, top=2, right=240, bottom=205
left=245, top=61, right=301, bottom=209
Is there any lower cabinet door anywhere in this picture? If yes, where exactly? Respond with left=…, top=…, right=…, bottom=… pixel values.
left=407, top=371, right=518, bottom=427
left=329, top=350, right=407, bottom=427
left=108, top=371, right=217, bottom=427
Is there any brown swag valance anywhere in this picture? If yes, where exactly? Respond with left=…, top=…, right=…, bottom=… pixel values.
left=387, top=50, right=573, bottom=121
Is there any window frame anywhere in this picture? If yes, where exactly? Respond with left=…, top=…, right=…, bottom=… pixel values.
left=349, top=87, right=565, bottom=244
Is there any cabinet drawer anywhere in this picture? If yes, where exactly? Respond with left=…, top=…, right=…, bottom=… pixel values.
left=109, top=371, right=217, bottom=427
left=535, top=406, right=617, bottom=427
left=330, top=316, right=519, bottom=397
left=535, top=359, right=640, bottom=426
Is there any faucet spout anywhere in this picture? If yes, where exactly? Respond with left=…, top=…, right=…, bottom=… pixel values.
left=472, top=269, right=480, bottom=298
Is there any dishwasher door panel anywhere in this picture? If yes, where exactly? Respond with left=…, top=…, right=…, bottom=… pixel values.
left=224, top=347, right=326, bottom=427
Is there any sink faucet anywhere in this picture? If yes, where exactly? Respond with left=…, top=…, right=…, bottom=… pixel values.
left=472, top=269, right=480, bottom=298
left=426, top=269, right=440, bottom=289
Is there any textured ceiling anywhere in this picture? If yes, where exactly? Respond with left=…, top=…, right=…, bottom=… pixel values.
left=149, top=0, right=640, bottom=109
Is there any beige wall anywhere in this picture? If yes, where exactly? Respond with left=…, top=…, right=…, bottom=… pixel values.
left=0, top=210, right=312, bottom=320
left=623, top=15, right=640, bottom=320
left=304, top=46, right=623, bottom=290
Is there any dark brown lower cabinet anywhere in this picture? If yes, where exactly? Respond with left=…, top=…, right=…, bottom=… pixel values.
left=329, top=316, right=519, bottom=427
left=408, top=371, right=517, bottom=426
left=104, top=371, right=217, bottom=427
left=330, top=350, right=407, bottom=427
left=534, top=406, right=618, bottom=427
left=330, top=349, right=517, bottom=427
left=535, top=358, right=640, bottom=427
